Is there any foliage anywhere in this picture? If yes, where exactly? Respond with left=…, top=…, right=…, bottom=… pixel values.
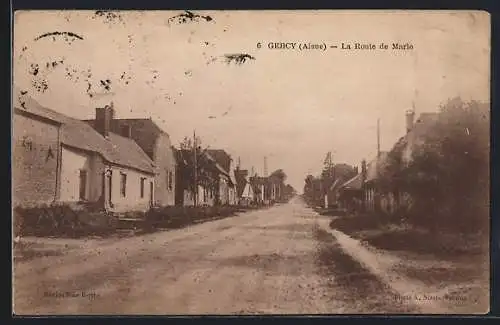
left=380, top=98, right=490, bottom=232
left=269, top=169, right=287, bottom=183
left=14, top=203, right=116, bottom=238
left=284, top=184, right=296, bottom=196
left=303, top=163, right=357, bottom=206
left=178, top=136, right=219, bottom=196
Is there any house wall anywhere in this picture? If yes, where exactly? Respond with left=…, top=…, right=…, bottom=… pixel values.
left=107, top=165, right=154, bottom=213
left=364, top=186, right=376, bottom=212
left=152, top=134, right=176, bottom=206
left=219, top=175, right=230, bottom=205
left=12, top=113, right=60, bottom=207
left=199, top=184, right=215, bottom=206
left=183, top=189, right=195, bottom=206
left=228, top=186, right=237, bottom=205
left=59, top=146, right=154, bottom=212
left=182, top=185, right=214, bottom=207
left=59, top=146, right=93, bottom=202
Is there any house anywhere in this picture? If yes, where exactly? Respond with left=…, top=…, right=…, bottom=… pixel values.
left=173, top=148, right=231, bottom=207
left=361, top=110, right=439, bottom=214
left=338, top=171, right=363, bottom=212
left=385, top=110, right=440, bottom=212
left=229, top=169, right=238, bottom=205
left=321, top=164, right=357, bottom=208
left=173, top=148, right=193, bottom=206
left=84, top=116, right=176, bottom=207
left=13, top=94, right=156, bottom=213
left=234, top=167, right=254, bottom=205
left=362, top=151, right=390, bottom=213
left=324, top=178, right=342, bottom=208
left=206, top=149, right=236, bottom=206
left=13, top=95, right=62, bottom=207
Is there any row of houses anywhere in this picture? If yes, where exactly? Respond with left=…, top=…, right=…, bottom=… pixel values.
left=312, top=109, right=438, bottom=215
left=12, top=91, right=288, bottom=213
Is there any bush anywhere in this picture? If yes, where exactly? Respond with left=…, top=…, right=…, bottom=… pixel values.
left=144, top=205, right=245, bottom=229
left=14, top=203, right=116, bottom=238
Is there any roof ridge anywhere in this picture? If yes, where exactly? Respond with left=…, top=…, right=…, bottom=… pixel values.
left=15, top=93, right=155, bottom=174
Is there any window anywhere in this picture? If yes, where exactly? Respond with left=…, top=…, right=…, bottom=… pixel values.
left=140, top=177, right=146, bottom=198
left=168, top=171, right=173, bottom=190
left=120, top=172, right=127, bottom=197
left=79, top=170, right=87, bottom=200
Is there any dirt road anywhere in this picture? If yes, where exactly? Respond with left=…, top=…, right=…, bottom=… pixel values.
left=13, top=197, right=432, bottom=315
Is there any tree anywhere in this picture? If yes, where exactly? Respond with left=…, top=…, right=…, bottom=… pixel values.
left=381, top=98, right=489, bottom=233
left=178, top=136, right=219, bottom=204
left=270, top=169, right=287, bottom=183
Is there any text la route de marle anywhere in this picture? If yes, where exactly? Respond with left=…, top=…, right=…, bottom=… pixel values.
left=340, top=42, right=414, bottom=50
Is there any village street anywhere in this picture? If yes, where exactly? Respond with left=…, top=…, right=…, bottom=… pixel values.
left=14, top=197, right=482, bottom=315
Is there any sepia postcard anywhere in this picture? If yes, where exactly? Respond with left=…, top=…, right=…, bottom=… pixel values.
left=12, top=10, right=490, bottom=315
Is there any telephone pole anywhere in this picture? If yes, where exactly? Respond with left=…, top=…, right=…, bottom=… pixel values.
left=193, top=130, right=198, bottom=207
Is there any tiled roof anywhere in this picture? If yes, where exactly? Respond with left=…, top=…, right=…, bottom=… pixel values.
left=341, top=173, right=363, bottom=190
left=13, top=93, right=155, bottom=174
left=84, top=118, right=166, bottom=160
left=206, top=149, right=231, bottom=173
left=205, top=152, right=230, bottom=177
left=329, top=178, right=342, bottom=191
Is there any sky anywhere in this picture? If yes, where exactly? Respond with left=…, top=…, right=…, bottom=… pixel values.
left=13, top=10, right=490, bottom=192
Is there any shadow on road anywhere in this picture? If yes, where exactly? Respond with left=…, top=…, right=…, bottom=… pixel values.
left=217, top=252, right=312, bottom=277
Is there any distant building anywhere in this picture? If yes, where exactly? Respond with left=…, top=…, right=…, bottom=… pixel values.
left=234, top=167, right=253, bottom=205
left=322, top=164, right=357, bottom=209
left=338, top=172, right=364, bottom=212
left=13, top=95, right=156, bottom=212
left=360, top=110, right=439, bottom=214
left=206, top=149, right=236, bottom=206
left=173, top=148, right=233, bottom=207
left=362, top=152, right=390, bottom=213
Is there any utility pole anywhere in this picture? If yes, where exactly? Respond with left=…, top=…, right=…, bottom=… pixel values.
left=193, top=130, right=198, bottom=207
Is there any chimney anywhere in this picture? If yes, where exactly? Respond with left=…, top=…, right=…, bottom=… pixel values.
left=354, top=166, right=359, bottom=175
left=405, top=109, right=415, bottom=133
left=95, top=102, right=115, bottom=138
